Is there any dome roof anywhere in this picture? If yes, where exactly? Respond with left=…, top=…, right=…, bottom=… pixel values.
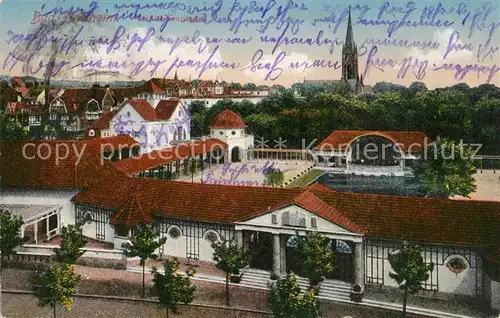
left=209, top=109, right=246, bottom=129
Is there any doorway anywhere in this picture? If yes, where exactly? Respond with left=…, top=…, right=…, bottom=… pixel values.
left=231, top=147, right=242, bottom=162
left=328, top=239, right=354, bottom=283
left=248, top=231, right=273, bottom=271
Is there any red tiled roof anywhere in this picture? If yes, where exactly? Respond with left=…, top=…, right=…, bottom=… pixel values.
left=124, top=99, right=180, bottom=121
left=197, top=80, right=214, bottom=87
left=126, top=99, right=157, bottom=120
left=209, top=109, right=246, bottom=129
left=155, top=99, right=180, bottom=120
left=82, top=135, right=140, bottom=152
left=144, top=80, right=166, bottom=94
left=240, top=190, right=362, bottom=232
left=314, top=130, right=431, bottom=152
left=0, top=139, right=128, bottom=188
left=53, top=88, right=108, bottom=113
left=112, top=138, right=227, bottom=174
left=89, top=110, right=118, bottom=130
left=109, top=193, right=152, bottom=226
left=306, top=182, right=335, bottom=192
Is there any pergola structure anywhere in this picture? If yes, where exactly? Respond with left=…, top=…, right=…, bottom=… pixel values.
left=0, top=204, right=62, bottom=244
left=251, top=148, right=314, bottom=162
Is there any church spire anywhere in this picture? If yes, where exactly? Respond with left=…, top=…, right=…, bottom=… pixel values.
left=345, top=6, right=355, bottom=49
left=174, top=69, right=178, bottom=80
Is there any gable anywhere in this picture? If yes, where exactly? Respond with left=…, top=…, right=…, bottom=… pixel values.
left=109, top=103, right=144, bottom=134
left=168, top=101, right=189, bottom=123
left=241, top=204, right=353, bottom=234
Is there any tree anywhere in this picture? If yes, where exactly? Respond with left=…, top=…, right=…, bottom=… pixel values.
left=151, top=258, right=196, bottom=318
left=123, top=223, right=167, bottom=298
left=388, top=242, right=434, bottom=318
left=32, top=263, right=80, bottom=318
left=212, top=238, right=249, bottom=306
left=0, top=105, right=27, bottom=141
left=0, top=211, right=24, bottom=318
left=188, top=100, right=208, bottom=137
left=269, top=273, right=320, bottom=318
left=190, top=157, right=200, bottom=183
left=263, top=167, right=284, bottom=187
left=294, top=232, right=335, bottom=286
left=0, top=211, right=24, bottom=260
left=54, top=222, right=88, bottom=264
left=416, top=137, right=477, bottom=198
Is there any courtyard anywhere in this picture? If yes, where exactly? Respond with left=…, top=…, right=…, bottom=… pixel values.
left=179, top=160, right=314, bottom=187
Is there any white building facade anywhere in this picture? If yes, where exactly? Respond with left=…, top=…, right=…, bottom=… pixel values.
left=108, top=94, right=191, bottom=153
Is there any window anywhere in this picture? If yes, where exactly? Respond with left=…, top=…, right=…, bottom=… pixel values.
left=115, top=225, right=129, bottom=237
left=205, top=231, right=218, bottom=244
left=271, top=214, right=277, bottom=224
left=219, top=131, right=224, bottom=135
left=282, top=211, right=306, bottom=227
left=311, top=217, right=317, bottom=228
left=446, top=257, right=468, bottom=273
left=83, top=211, right=93, bottom=224
left=281, top=211, right=289, bottom=225
left=231, top=131, right=236, bottom=135
left=169, top=226, right=181, bottom=239
left=88, top=129, right=95, bottom=137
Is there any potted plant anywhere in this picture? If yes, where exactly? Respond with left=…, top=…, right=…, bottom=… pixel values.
left=350, top=284, right=363, bottom=302
left=230, top=269, right=242, bottom=283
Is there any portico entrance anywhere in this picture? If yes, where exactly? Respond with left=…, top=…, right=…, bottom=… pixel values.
left=248, top=231, right=273, bottom=271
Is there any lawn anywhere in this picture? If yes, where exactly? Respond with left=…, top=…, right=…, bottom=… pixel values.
left=286, top=169, right=324, bottom=187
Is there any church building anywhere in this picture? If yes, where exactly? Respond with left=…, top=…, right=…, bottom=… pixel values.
left=303, top=7, right=369, bottom=93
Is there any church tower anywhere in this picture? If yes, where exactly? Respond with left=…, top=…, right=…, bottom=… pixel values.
left=341, top=6, right=363, bottom=93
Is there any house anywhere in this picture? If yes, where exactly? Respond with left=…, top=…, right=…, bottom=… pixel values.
left=108, top=97, right=190, bottom=152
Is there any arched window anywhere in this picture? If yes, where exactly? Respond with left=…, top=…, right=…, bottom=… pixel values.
left=204, top=230, right=219, bottom=244
left=286, top=235, right=299, bottom=248
left=82, top=211, right=93, bottom=224
left=336, top=240, right=353, bottom=254
left=168, top=226, right=182, bottom=239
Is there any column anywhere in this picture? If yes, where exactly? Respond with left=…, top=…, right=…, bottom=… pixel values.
left=34, top=222, right=38, bottom=245
left=243, top=231, right=250, bottom=252
left=354, top=241, right=365, bottom=289
left=234, top=230, right=243, bottom=248
left=272, top=234, right=281, bottom=274
left=280, top=235, right=287, bottom=275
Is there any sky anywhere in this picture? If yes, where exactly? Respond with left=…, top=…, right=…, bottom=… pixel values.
left=0, top=0, right=499, bottom=88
